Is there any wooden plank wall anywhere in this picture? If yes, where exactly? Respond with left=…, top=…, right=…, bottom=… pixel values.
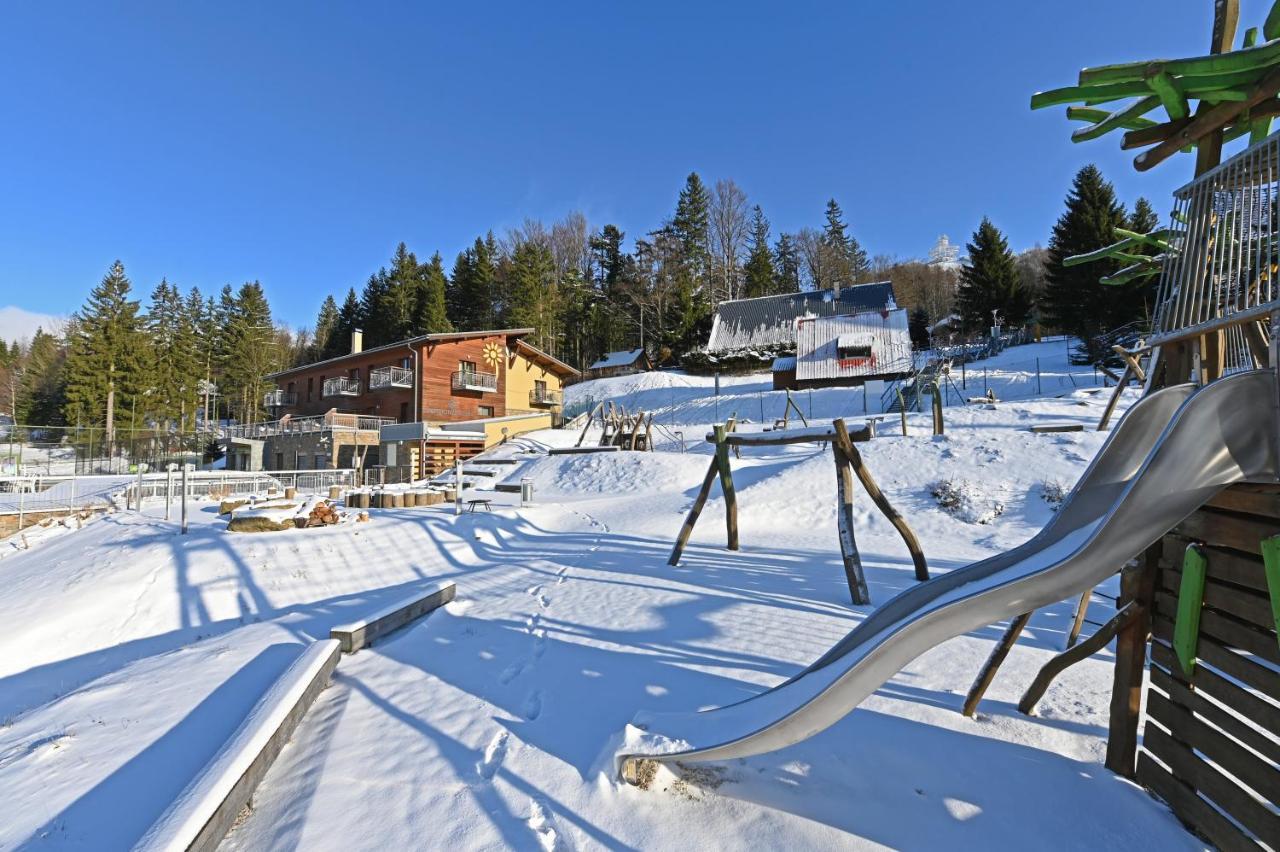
left=1137, top=484, right=1280, bottom=851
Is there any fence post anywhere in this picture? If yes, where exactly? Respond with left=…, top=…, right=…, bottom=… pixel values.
left=961, top=357, right=965, bottom=389
left=17, top=486, right=24, bottom=533
left=135, top=466, right=143, bottom=512
left=455, top=457, right=463, bottom=516
left=1036, top=358, right=1042, bottom=395
left=180, top=465, right=188, bottom=534
left=983, top=366, right=988, bottom=394
left=165, top=467, right=173, bottom=521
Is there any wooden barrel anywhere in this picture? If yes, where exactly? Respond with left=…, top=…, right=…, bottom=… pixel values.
left=329, top=485, right=342, bottom=500
left=284, top=486, right=297, bottom=500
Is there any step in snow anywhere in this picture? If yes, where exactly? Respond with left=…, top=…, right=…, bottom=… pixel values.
left=329, top=581, right=457, bottom=653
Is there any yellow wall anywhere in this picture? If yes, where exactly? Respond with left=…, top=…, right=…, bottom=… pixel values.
left=480, top=412, right=552, bottom=445
left=504, top=350, right=565, bottom=413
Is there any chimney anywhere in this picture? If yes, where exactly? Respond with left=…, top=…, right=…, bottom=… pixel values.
left=351, top=328, right=363, bottom=354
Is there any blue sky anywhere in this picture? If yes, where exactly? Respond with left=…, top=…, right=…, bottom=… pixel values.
left=0, top=1, right=1272, bottom=329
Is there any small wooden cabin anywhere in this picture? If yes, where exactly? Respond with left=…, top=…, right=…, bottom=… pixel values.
left=585, top=349, right=652, bottom=380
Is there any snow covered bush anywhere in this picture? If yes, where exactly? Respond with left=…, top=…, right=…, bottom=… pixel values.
left=1040, top=479, right=1068, bottom=510
left=930, top=479, right=1005, bottom=525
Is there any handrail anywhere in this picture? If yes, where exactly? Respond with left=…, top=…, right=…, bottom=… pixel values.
left=452, top=369, right=497, bottom=391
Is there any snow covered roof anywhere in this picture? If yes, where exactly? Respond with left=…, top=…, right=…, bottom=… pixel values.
left=796, top=309, right=913, bottom=381
left=588, top=349, right=647, bottom=370
left=706, top=282, right=896, bottom=352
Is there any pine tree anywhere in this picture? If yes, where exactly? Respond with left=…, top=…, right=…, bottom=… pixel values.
left=63, top=261, right=146, bottom=449
left=322, top=289, right=363, bottom=360
left=958, top=218, right=1032, bottom=332
left=505, top=239, right=557, bottom=349
left=221, top=282, right=279, bottom=423
left=359, top=268, right=391, bottom=345
left=145, top=278, right=201, bottom=431
left=413, top=252, right=451, bottom=333
left=671, top=173, right=711, bottom=284
left=773, top=233, right=801, bottom=294
left=821, top=199, right=869, bottom=287
left=451, top=235, right=498, bottom=330
left=742, top=206, right=775, bottom=298
left=17, top=328, right=66, bottom=425
left=312, top=294, right=339, bottom=359
left=908, top=306, right=931, bottom=347
left=1043, top=164, right=1128, bottom=338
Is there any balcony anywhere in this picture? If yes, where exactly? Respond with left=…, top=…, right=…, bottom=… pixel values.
left=369, top=365, right=414, bottom=390
left=451, top=369, right=497, bottom=393
left=529, top=387, right=562, bottom=406
left=264, top=390, right=297, bottom=408
left=323, top=376, right=361, bottom=397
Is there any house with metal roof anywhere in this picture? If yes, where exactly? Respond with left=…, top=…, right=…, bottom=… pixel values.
left=706, top=282, right=896, bottom=353
left=585, top=349, right=652, bottom=380
left=774, top=307, right=913, bottom=390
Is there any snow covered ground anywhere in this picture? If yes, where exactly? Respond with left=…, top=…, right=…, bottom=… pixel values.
left=0, top=341, right=1200, bottom=850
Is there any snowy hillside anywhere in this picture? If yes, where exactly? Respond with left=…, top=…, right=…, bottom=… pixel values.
left=0, top=339, right=1199, bottom=850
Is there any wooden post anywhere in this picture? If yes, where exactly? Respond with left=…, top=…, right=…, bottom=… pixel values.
left=1065, top=588, right=1092, bottom=649
left=963, top=611, right=1032, bottom=717
left=1105, top=551, right=1158, bottom=778
left=1096, top=364, right=1133, bottom=431
left=576, top=401, right=601, bottom=447
left=628, top=411, right=644, bottom=451
left=931, top=382, right=944, bottom=435
left=898, top=389, right=908, bottom=436
left=713, top=424, right=739, bottom=551
left=644, top=413, right=654, bottom=451
left=1020, top=603, right=1139, bottom=716
left=834, top=419, right=928, bottom=582
left=669, top=456, right=722, bottom=565
left=832, top=440, right=870, bottom=605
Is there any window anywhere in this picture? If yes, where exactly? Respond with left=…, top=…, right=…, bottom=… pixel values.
left=319, top=375, right=326, bottom=399
left=287, top=381, right=295, bottom=395
left=399, top=401, right=410, bottom=422
left=836, top=334, right=874, bottom=366
left=315, top=454, right=327, bottom=470
left=401, top=356, right=411, bottom=370
left=459, top=360, right=478, bottom=376
left=274, top=452, right=284, bottom=470
left=478, top=405, right=495, bottom=418
left=307, top=377, right=313, bottom=402
left=535, top=379, right=547, bottom=394
left=349, top=366, right=360, bottom=381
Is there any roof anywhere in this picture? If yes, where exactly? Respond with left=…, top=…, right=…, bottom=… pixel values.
left=587, top=349, right=648, bottom=370
left=267, top=328, right=536, bottom=379
left=795, top=308, right=912, bottom=381
left=514, top=340, right=580, bottom=378
left=771, top=355, right=796, bottom=372
left=706, top=282, right=897, bottom=352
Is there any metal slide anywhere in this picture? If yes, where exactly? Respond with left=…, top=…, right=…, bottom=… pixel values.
left=620, top=369, right=1278, bottom=774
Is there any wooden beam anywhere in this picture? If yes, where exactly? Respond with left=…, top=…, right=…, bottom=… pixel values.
left=1065, top=588, right=1092, bottom=649
left=1194, top=0, right=1241, bottom=175
left=1105, top=552, right=1158, bottom=778
left=832, top=440, right=870, bottom=605
left=668, top=456, right=721, bottom=566
left=1019, top=602, right=1138, bottom=716
left=834, top=418, right=929, bottom=583
left=1096, top=364, right=1133, bottom=431
left=963, top=611, right=1032, bottom=717
left=713, top=424, right=739, bottom=551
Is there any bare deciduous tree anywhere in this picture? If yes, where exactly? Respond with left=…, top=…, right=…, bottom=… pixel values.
left=710, top=179, right=749, bottom=302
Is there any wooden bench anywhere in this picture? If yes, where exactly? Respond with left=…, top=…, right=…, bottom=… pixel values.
left=466, top=499, right=493, bottom=513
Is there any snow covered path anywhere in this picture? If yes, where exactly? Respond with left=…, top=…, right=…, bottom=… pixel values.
left=0, top=364, right=1202, bottom=850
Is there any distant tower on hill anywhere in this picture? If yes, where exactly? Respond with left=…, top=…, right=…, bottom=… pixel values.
left=928, top=234, right=962, bottom=269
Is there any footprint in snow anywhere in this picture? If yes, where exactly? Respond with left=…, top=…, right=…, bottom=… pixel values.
left=522, top=690, right=543, bottom=720
left=527, top=799, right=560, bottom=851
left=477, top=731, right=508, bottom=780
left=499, top=661, right=527, bottom=684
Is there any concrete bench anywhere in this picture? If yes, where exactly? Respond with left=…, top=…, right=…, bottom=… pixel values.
left=329, top=581, right=457, bottom=654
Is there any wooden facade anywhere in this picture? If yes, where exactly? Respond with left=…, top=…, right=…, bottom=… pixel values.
left=1116, top=484, right=1280, bottom=850
left=267, top=330, right=576, bottom=427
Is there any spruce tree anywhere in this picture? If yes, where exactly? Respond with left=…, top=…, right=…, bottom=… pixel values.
left=742, top=206, right=775, bottom=298
left=63, top=261, right=145, bottom=449
left=413, top=252, right=451, bottom=333
left=312, top=294, right=339, bottom=359
left=1117, top=196, right=1161, bottom=325
left=323, top=288, right=363, bottom=360
left=221, top=282, right=279, bottom=422
left=452, top=235, right=498, bottom=330
left=958, top=218, right=1032, bottom=332
left=505, top=240, right=557, bottom=348
left=145, top=278, right=201, bottom=431
left=359, top=268, right=391, bottom=345
left=773, top=233, right=801, bottom=294
left=821, top=199, right=869, bottom=287
left=18, top=327, right=66, bottom=425
left=1043, top=164, right=1128, bottom=338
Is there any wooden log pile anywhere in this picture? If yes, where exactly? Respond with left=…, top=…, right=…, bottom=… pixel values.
left=299, top=501, right=341, bottom=528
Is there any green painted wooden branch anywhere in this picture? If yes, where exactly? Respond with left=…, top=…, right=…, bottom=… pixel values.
left=1065, top=106, right=1157, bottom=130
left=1071, top=96, right=1163, bottom=142
left=1260, top=535, right=1280, bottom=650
left=1172, top=543, right=1208, bottom=678
left=1077, top=38, right=1280, bottom=87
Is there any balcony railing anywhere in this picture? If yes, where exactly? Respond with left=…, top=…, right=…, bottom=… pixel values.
left=264, top=390, right=298, bottom=408
left=225, top=413, right=396, bottom=440
left=323, top=376, right=361, bottom=397
left=529, top=387, right=562, bottom=406
left=451, top=369, right=497, bottom=392
left=369, top=365, right=414, bottom=390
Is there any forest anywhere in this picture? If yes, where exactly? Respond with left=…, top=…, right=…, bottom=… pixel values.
left=0, top=164, right=1154, bottom=432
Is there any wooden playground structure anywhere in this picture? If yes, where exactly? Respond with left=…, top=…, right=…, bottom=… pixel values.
left=667, top=416, right=928, bottom=606
left=574, top=401, right=655, bottom=451
left=966, top=4, right=1280, bottom=845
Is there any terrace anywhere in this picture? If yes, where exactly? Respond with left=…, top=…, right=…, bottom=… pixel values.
left=451, top=369, right=497, bottom=392
left=368, top=365, right=414, bottom=390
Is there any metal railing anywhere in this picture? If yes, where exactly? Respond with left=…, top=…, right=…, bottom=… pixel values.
left=452, top=369, right=497, bottom=392
left=369, top=365, right=414, bottom=390
left=264, top=389, right=298, bottom=408
left=225, top=413, right=395, bottom=440
left=529, top=387, right=562, bottom=406
left=1152, top=132, right=1280, bottom=347
left=323, top=376, right=361, bottom=396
